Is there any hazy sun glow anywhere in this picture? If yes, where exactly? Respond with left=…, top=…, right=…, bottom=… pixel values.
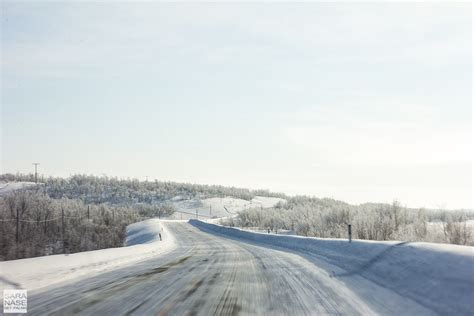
left=1, top=2, right=472, bottom=209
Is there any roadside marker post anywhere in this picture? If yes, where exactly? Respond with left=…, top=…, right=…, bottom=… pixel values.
left=348, top=224, right=352, bottom=243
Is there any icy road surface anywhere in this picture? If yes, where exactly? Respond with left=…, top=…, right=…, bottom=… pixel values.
left=17, top=221, right=445, bottom=315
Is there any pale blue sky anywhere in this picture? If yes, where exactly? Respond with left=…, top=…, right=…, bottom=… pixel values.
left=1, top=2, right=472, bottom=209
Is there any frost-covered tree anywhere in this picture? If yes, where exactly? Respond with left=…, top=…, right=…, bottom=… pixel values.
left=228, top=197, right=473, bottom=245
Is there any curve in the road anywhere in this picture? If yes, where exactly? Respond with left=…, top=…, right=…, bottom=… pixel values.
left=26, top=222, right=432, bottom=315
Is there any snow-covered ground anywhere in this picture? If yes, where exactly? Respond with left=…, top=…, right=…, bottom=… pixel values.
left=0, top=219, right=176, bottom=292
left=190, top=220, right=474, bottom=315
left=428, top=219, right=474, bottom=228
left=169, top=196, right=285, bottom=220
left=0, top=182, right=37, bottom=196
left=250, top=196, right=286, bottom=208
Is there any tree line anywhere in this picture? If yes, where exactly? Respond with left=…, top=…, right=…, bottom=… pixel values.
left=0, top=190, right=175, bottom=261
left=222, top=196, right=474, bottom=246
left=0, top=173, right=287, bottom=204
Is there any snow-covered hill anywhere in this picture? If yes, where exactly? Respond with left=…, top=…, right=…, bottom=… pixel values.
left=0, top=182, right=38, bottom=196
left=169, top=196, right=285, bottom=220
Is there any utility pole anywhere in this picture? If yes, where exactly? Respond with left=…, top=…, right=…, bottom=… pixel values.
left=32, top=163, right=40, bottom=183
left=87, top=205, right=90, bottom=220
left=16, top=206, right=19, bottom=243
left=196, top=209, right=198, bottom=220
left=61, top=208, right=65, bottom=253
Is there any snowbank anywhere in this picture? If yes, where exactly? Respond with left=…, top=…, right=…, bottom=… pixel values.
left=0, top=219, right=177, bottom=292
left=190, top=220, right=474, bottom=315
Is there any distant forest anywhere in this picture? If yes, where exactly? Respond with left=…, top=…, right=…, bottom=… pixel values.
left=0, top=173, right=287, bottom=204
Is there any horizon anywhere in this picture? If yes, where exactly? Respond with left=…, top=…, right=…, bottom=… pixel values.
left=1, top=2, right=472, bottom=210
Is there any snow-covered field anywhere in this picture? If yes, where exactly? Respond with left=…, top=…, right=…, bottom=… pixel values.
left=0, top=182, right=37, bottom=196
left=428, top=219, right=474, bottom=228
left=190, top=220, right=474, bottom=315
left=0, top=219, right=176, bottom=292
left=169, top=196, right=285, bottom=220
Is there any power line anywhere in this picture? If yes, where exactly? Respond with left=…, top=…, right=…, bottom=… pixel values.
left=0, top=215, right=83, bottom=222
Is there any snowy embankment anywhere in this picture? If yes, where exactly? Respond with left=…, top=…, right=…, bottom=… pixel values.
left=190, top=220, right=474, bottom=315
left=0, top=219, right=176, bottom=292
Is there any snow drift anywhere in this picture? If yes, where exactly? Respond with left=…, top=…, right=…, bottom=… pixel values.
left=190, top=220, right=474, bottom=315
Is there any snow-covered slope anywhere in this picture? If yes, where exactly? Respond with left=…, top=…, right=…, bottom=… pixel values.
left=170, top=196, right=285, bottom=220
left=190, top=220, right=474, bottom=315
left=0, top=219, right=176, bottom=292
left=0, top=182, right=37, bottom=196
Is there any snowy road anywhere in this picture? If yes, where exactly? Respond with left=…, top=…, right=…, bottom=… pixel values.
left=22, top=221, right=440, bottom=315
